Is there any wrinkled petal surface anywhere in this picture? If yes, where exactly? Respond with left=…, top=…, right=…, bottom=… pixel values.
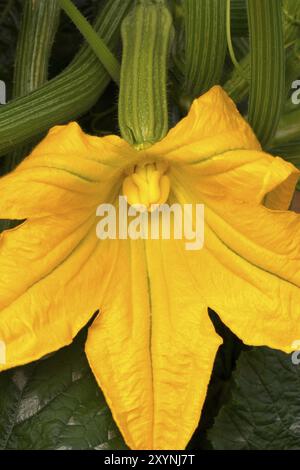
left=149, top=86, right=260, bottom=161
left=160, top=86, right=300, bottom=354
left=86, top=236, right=221, bottom=450
left=171, top=177, right=300, bottom=353
left=0, top=122, right=136, bottom=219
left=0, top=123, right=136, bottom=369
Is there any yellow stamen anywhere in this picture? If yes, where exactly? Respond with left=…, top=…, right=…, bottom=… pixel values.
left=122, top=162, right=170, bottom=210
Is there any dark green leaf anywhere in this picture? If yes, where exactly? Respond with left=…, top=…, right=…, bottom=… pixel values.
left=0, top=330, right=127, bottom=450
left=188, top=311, right=246, bottom=450
left=208, top=347, right=300, bottom=450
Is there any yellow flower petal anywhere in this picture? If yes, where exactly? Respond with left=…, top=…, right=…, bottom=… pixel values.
left=0, top=122, right=136, bottom=219
left=172, top=181, right=300, bottom=353
left=148, top=85, right=260, bottom=162
left=170, top=149, right=299, bottom=211
left=0, top=208, right=112, bottom=370
left=0, top=85, right=299, bottom=452
left=149, top=85, right=299, bottom=210
left=85, top=237, right=221, bottom=450
left=0, top=122, right=138, bottom=370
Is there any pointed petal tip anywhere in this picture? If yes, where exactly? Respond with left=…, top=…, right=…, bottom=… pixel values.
left=191, top=84, right=232, bottom=109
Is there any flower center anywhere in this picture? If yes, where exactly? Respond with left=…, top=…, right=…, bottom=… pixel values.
left=122, top=162, right=170, bottom=210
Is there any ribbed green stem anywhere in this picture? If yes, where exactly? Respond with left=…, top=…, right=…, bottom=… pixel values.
left=58, top=0, right=120, bottom=84
left=169, top=0, right=185, bottom=95
left=0, top=0, right=131, bottom=159
left=224, top=0, right=300, bottom=104
left=184, top=0, right=227, bottom=97
left=226, top=0, right=249, bottom=80
left=119, top=0, right=173, bottom=148
left=13, top=1, right=60, bottom=99
left=247, top=0, right=285, bottom=146
left=5, top=0, right=60, bottom=173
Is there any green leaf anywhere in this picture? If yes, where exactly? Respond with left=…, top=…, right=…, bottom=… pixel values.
left=0, top=330, right=127, bottom=450
left=208, top=347, right=300, bottom=450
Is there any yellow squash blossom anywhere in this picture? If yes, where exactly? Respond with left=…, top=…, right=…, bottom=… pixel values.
left=0, top=86, right=300, bottom=450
